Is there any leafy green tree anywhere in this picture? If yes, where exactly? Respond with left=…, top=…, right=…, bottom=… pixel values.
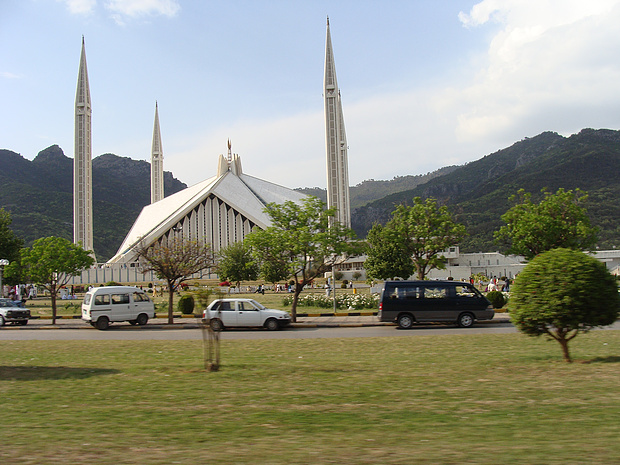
left=495, top=188, right=598, bottom=260
left=19, top=237, right=94, bottom=324
left=135, top=237, right=215, bottom=324
left=0, top=208, right=23, bottom=265
left=257, top=258, right=290, bottom=289
left=215, top=241, right=258, bottom=289
left=245, top=197, right=362, bottom=321
left=509, top=248, right=619, bottom=362
left=365, top=223, right=415, bottom=280
left=367, top=197, right=466, bottom=280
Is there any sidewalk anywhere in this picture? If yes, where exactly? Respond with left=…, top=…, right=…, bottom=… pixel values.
left=5, top=312, right=512, bottom=329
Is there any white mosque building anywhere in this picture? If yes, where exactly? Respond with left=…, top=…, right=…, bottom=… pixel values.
left=70, top=19, right=351, bottom=285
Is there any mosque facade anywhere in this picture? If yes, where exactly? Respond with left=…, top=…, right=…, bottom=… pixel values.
left=70, top=21, right=351, bottom=282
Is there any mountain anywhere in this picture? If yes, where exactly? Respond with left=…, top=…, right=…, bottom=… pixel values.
left=296, top=165, right=459, bottom=209
left=2, top=128, right=620, bottom=262
left=0, top=145, right=186, bottom=261
left=352, top=129, right=620, bottom=251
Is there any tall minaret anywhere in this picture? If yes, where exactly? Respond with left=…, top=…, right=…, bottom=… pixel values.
left=151, top=102, right=164, bottom=204
left=74, top=36, right=95, bottom=259
left=324, top=17, right=351, bottom=228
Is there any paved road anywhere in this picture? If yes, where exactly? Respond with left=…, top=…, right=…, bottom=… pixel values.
left=1, top=317, right=618, bottom=341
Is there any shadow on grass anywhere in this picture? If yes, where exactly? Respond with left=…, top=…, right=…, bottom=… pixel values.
left=583, top=356, right=620, bottom=364
left=0, top=366, right=120, bottom=381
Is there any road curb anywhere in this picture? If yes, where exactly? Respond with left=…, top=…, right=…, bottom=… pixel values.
left=3, top=317, right=512, bottom=330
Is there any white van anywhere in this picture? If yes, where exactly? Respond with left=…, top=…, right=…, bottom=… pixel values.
left=82, top=286, right=155, bottom=330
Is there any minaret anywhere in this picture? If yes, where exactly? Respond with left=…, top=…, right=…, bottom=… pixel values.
left=74, top=36, right=95, bottom=259
left=151, top=102, right=164, bottom=204
left=324, top=17, right=351, bottom=228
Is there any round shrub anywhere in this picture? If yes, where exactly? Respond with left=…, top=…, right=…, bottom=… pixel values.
left=486, top=290, right=506, bottom=309
left=177, top=294, right=195, bottom=315
left=510, top=248, right=620, bottom=362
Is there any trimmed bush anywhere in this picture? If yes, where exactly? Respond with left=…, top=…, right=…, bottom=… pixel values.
left=486, top=290, right=506, bottom=309
left=509, top=248, right=620, bottom=362
left=177, top=294, right=195, bottom=315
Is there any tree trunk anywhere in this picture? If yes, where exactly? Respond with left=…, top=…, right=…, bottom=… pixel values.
left=167, top=281, right=175, bottom=325
left=51, top=283, right=57, bottom=325
left=559, top=337, right=572, bottom=363
left=291, top=288, right=302, bottom=323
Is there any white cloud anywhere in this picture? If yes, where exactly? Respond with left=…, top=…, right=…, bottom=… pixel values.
left=454, top=0, right=620, bottom=143
left=59, top=0, right=96, bottom=15
left=1, top=71, right=21, bottom=79
left=104, top=0, right=180, bottom=18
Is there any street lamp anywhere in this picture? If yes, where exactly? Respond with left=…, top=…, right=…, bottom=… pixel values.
left=0, top=259, right=9, bottom=298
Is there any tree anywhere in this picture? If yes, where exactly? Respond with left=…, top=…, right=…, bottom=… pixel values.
left=509, top=248, right=619, bottom=362
left=215, top=241, right=258, bottom=289
left=19, top=237, right=94, bottom=324
left=367, top=197, right=466, bottom=280
left=135, top=237, right=215, bottom=324
left=495, top=188, right=598, bottom=260
left=0, top=208, right=23, bottom=265
left=245, top=197, right=362, bottom=321
left=365, top=223, right=415, bottom=280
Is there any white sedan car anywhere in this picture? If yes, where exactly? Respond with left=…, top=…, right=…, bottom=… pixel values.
left=203, top=298, right=292, bottom=331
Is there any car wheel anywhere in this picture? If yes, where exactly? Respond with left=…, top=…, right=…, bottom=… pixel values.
left=457, top=313, right=474, bottom=328
left=95, top=316, right=110, bottom=331
left=210, top=318, right=223, bottom=331
left=264, top=318, right=280, bottom=331
left=19, top=320, right=28, bottom=326
left=0, top=315, right=5, bottom=327
left=136, top=313, right=148, bottom=326
left=397, top=313, right=414, bottom=329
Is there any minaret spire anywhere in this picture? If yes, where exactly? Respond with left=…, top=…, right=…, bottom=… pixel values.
left=324, top=17, right=351, bottom=228
left=151, top=101, right=164, bottom=203
left=74, top=36, right=95, bottom=259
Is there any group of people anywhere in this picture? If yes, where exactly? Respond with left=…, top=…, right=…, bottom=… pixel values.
left=2, top=284, right=37, bottom=302
left=472, top=277, right=510, bottom=292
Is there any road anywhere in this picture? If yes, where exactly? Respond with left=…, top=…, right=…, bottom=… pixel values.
left=1, top=320, right=618, bottom=341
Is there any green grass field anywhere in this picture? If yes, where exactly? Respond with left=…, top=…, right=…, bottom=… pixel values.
left=1, top=331, right=618, bottom=464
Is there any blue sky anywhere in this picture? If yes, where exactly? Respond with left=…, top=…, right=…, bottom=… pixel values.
left=2, top=0, right=620, bottom=190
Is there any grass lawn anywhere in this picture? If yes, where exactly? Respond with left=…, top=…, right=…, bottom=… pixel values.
left=1, top=331, right=618, bottom=464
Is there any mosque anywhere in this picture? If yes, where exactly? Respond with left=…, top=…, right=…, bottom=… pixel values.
left=71, top=19, right=350, bottom=284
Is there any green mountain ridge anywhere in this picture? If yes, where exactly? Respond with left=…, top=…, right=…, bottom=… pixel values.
left=352, top=128, right=620, bottom=251
left=2, top=128, right=619, bottom=262
left=0, top=145, right=186, bottom=261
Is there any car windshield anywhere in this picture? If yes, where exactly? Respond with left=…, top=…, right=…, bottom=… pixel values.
left=0, top=299, right=22, bottom=307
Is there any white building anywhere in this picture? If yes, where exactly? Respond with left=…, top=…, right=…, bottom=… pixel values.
left=107, top=144, right=307, bottom=265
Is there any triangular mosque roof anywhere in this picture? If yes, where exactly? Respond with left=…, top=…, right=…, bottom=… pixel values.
left=108, top=157, right=307, bottom=263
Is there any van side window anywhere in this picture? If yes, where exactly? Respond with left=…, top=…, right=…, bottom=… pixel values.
left=133, top=292, right=150, bottom=302
left=389, top=287, right=420, bottom=300
left=423, top=287, right=447, bottom=299
left=95, top=294, right=110, bottom=305
left=111, top=294, right=130, bottom=304
left=456, top=285, right=477, bottom=297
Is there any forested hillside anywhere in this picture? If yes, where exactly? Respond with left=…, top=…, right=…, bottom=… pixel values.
left=2, top=128, right=620, bottom=262
left=352, top=129, right=620, bottom=251
left=0, top=145, right=186, bottom=261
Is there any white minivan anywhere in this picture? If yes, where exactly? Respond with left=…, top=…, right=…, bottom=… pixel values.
left=82, top=286, right=155, bottom=330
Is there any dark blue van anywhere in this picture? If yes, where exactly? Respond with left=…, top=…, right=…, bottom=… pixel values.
left=378, top=280, right=494, bottom=329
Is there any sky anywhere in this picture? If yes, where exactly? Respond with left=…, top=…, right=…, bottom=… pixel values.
left=2, top=0, right=620, bottom=190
